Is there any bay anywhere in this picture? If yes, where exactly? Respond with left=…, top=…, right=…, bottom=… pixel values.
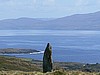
left=0, top=30, right=100, bottom=63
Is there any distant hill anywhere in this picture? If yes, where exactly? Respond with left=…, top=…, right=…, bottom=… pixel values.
left=0, top=18, right=45, bottom=30
left=0, top=11, right=100, bottom=30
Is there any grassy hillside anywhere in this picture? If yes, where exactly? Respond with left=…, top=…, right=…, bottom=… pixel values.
left=0, top=56, right=41, bottom=71
left=1, top=55, right=100, bottom=75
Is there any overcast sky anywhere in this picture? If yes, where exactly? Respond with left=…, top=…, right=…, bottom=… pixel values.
left=0, top=0, right=100, bottom=19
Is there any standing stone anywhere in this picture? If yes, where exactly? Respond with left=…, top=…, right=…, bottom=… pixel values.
left=43, top=43, right=53, bottom=73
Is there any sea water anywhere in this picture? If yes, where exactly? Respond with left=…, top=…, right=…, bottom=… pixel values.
left=0, top=30, right=100, bottom=63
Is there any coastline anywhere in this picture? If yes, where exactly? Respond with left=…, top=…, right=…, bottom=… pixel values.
left=0, top=48, right=40, bottom=54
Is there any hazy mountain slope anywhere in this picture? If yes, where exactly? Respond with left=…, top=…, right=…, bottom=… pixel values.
left=0, top=11, right=100, bottom=30
left=37, top=11, right=100, bottom=30
left=0, top=18, right=47, bottom=30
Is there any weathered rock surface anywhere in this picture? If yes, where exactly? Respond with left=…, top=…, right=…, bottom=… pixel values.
left=43, top=43, right=53, bottom=73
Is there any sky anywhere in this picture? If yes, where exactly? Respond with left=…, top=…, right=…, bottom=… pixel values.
left=0, top=0, right=100, bottom=19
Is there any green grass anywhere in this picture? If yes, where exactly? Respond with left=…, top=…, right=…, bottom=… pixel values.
left=1, top=55, right=100, bottom=75
left=0, top=70, right=100, bottom=75
left=0, top=56, right=41, bottom=72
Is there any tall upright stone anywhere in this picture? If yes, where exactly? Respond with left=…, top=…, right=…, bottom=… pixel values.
left=43, top=43, right=53, bottom=73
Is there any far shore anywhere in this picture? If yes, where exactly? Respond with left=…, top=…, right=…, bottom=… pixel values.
left=0, top=48, right=41, bottom=54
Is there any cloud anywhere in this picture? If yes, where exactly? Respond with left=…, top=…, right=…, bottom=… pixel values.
left=42, top=0, right=55, bottom=6
left=0, top=0, right=100, bottom=19
left=0, top=0, right=36, bottom=5
left=0, top=0, right=54, bottom=8
left=0, top=0, right=36, bottom=9
left=0, top=0, right=10, bottom=2
left=76, top=0, right=89, bottom=6
left=76, top=0, right=100, bottom=7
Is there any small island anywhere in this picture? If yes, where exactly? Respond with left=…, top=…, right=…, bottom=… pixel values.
left=0, top=48, right=40, bottom=54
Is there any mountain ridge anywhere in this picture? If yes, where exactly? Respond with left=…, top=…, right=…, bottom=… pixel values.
left=0, top=11, right=100, bottom=30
